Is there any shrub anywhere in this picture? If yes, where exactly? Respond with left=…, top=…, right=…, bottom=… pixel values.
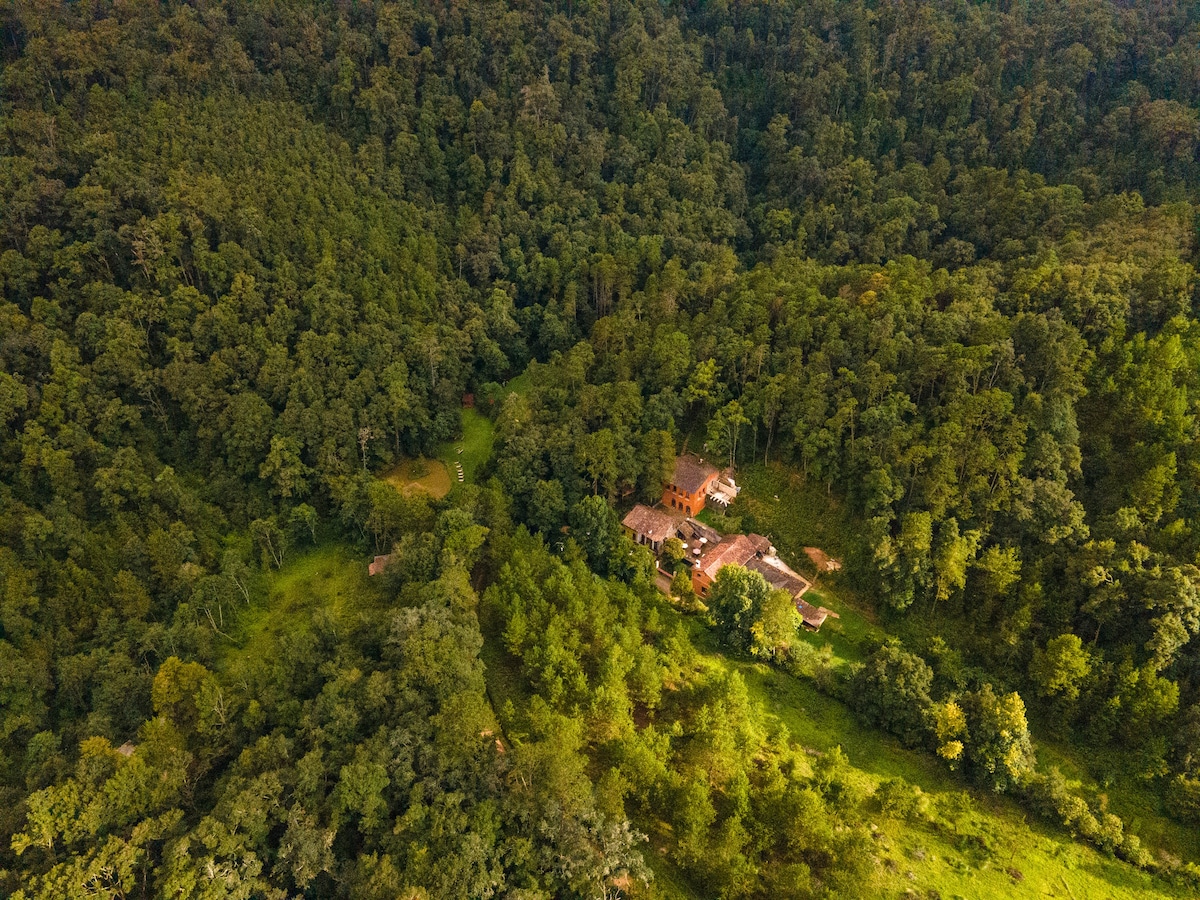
left=849, top=642, right=934, bottom=747
left=1164, top=774, right=1200, bottom=824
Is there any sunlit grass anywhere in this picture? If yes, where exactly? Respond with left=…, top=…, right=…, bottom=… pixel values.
left=504, top=370, right=534, bottom=397
left=381, top=456, right=453, bottom=499
left=215, top=543, right=381, bottom=674
left=439, top=407, right=495, bottom=486
left=679, top=607, right=1189, bottom=899
left=437, top=373, right=528, bottom=487
left=712, top=460, right=1196, bottom=892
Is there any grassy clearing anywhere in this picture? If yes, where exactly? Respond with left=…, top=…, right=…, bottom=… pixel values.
left=504, top=370, right=534, bottom=396
left=730, top=463, right=859, bottom=575
left=679, top=611, right=1187, bottom=899
left=438, top=407, right=495, bottom=486
left=790, top=587, right=878, bottom=668
left=435, top=372, right=529, bottom=487
left=381, top=456, right=452, bottom=499
left=640, top=851, right=705, bottom=900
left=216, top=543, right=381, bottom=674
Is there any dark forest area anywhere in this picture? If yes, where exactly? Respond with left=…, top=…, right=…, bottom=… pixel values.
left=2, top=1, right=1200, bottom=897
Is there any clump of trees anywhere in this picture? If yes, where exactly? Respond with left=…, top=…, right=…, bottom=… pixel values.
left=839, top=638, right=1168, bottom=869
left=488, top=532, right=878, bottom=896
left=707, top=564, right=799, bottom=659
left=9, top=491, right=651, bottom=898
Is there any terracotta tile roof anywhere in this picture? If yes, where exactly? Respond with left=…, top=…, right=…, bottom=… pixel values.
left=368, top=554, right=393, bottom=576
left=671, top=454, right=719, bottom=494
left=622, top=504, right=677, bottom=542
left=797, top=599, right=840, bottom=631
left=746, top=555, right=811, bottom=598
left=747, top=533, right=773, bottom=554
left=697, top=533, right=758, bottom=579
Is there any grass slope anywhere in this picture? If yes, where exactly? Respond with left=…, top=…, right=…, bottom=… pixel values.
left=686, top=618, right=1184, bottom=899
left=232, top=459, right=1188, bottom=896
left=226, top=536, right=1184, bottom=898
left=478, top=583, right=1184, bottom=898
left=728, top=461, right=1200, bottom=875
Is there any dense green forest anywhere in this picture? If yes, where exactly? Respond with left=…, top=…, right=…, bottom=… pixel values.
left=2, top=0, right=1200, bottom=896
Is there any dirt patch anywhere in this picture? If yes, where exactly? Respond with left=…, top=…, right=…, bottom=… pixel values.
left=804, top=546, right=842, bottom=573
left=381, top=458, right=452, bottom=499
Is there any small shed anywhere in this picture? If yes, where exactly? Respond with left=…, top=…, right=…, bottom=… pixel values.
left=796, top=599, right=841, bottom=632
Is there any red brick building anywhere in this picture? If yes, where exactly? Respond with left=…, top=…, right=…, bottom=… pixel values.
left=691, top=533, right=758, bottom=598
left=662, top=454, right=720, bottom=516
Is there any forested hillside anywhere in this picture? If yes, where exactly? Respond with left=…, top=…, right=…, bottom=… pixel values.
left=2, top=1, right=1199, bottom=897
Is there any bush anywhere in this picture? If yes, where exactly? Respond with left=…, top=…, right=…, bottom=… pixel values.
left=849, top=642, right=934, bottom=747
left=1164, top=774, right=1200, bottom=824
left=1118, top=832, right=1152, bottom=868
left=874, top=778, right=929, bottom=822
left=956, top=685, right=1036, bottom=793
left=782, top=641, right=820, bottom=678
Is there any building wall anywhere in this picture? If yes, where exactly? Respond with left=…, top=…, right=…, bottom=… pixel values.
left=662, top=473, right=718, bottom=516
left=624, top=525, right=662, bottom=554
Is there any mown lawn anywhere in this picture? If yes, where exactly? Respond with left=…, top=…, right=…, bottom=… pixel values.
left=381, top=456, right=453, bottom=499
left=438, top=373, right=529, bottom=487
left=439, top=407, right=495, bottom=485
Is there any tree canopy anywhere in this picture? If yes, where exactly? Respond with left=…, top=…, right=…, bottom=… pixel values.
left=3, top=0, right=1200, bottom=895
